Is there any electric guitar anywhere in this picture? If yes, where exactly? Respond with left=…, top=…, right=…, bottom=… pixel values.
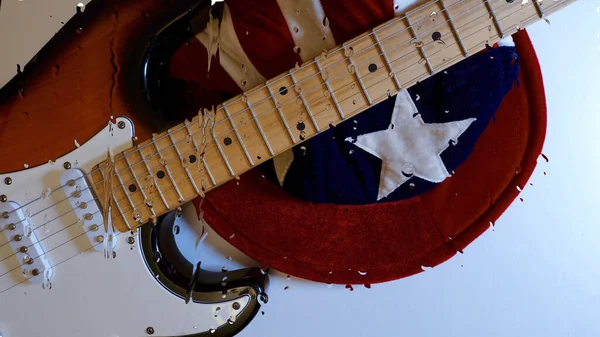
left=0, top=0, right=576, bottom=336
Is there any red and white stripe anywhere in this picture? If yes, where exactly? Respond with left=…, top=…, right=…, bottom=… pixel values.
left=168, top=0, right=430, bottom=99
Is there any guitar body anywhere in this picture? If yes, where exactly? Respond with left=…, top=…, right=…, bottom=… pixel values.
left=0, top=1, right=267, bottom=336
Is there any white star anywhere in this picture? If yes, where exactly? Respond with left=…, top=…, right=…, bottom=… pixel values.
left=346, top=89, right=476, bottom=200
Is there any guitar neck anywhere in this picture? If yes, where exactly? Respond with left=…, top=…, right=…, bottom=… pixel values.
left=91, top=0, right=575, bottom=232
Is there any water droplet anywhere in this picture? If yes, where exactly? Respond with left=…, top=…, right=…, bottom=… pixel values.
left=293, top=46, right=301, bottom=54
left=401, top=163, right=415, bottom=177
left=296, top=97, right=303, bottom=105
left=41, top=188, right=52, bottom=200
left=327, top=283, right=333, bottom=288
left=133, top=210, right=142, bottom=222
left=193, top=326, right=198, bottom=329
left=241, top=95, right=248, bottom=104
left=415, top=94, right=420, bottom=101
left=347, top=64, right=355, bottom=74
left=409, top=183, right=415, bottom=190
left=293, top=26, right=299, bottom=33
left=323, top=90, right=331, bottom=98
left=21, top=254, right=31, bottom=264
left=226, top=256, right=232, bottom=261
left=24, top=225, right=32, bottom=237
left=540, top=153, right=549, bottom=162
left=322, top=17, right=329, bottom=27
left=358, top=270, right=367, bottom=276
left=345, top=284, right=354, bottom=291
left=214, top=306, right=221, bottom=317
left=227, top=316, right=236, bottom=325
left=210, top=328, right=216, bottom=334
left=344, top=46, right=354, bottom=58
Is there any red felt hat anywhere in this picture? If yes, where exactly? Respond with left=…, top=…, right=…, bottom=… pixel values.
left=193, top=29, right=545, bottom=285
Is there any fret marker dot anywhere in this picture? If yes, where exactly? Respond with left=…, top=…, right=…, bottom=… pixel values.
left=189, top=155, right=197, bottom=163
left=296, top=121, right=306, bottom=131
left=157, top=171, right=165, bottom=179
left=224, top=137, right=233, bottom=146
left=279, top=86, right=288, bottom=95
left=128, top=184, right=137, bottom=193
left=432, top=31, right=442, bottom=41
left=368, top=63, right=378, bottom=73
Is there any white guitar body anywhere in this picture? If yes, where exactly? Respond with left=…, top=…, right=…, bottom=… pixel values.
left=0, top=118, right=258, bottom=337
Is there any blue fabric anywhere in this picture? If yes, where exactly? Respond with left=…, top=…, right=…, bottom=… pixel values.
left=261, top=46, right=520, bottom=205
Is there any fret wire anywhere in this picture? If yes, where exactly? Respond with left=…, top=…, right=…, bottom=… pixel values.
left=151, top=137, right=185, bottom=202
left=265, top=83, right=298, bottom=144
left=372, top=29, right=403, bottom=91
left=97, top=167, right=132, bottom=230
left=343, top=45, right=374, bottom=105
left=288, top=70, right=322, bottom=131
left=184, top=122, right=217, bottom=186
left=59, top=0, right=501, bottom=200
left=222, top=104, right=256, bottom=165
left=102, top=3, right=520, bottom=202
left=0, top=0, right=560, bottom=248
left=439, top=0, right=469, bottom=57
left=532, top=0, right=545, bottom=18
left=242, top=97, right=275, bottom=155
left=405, top=16, right=436, bottom=75
left=111, top=160, right=138, bottom=213
left=123, top=154, right=156, bottom=217
left=483, top=0, right=505, bottom=38
left=137, top=146, right=171, bottom=210
left=166, top=131, right=202, bottom=195
left=206, top=111, right=236, bottom=177
left=57, top=0, right=495, bottom=201
left=314, top=59, right=345, bottom=119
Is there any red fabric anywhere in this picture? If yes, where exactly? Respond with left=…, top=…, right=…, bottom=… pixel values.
left=195, top=30, right=546, bottom=284
left=320, top=0, right=394, bottom=44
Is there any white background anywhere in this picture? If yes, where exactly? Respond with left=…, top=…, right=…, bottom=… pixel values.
left=1, top=0, right=600, bottom=336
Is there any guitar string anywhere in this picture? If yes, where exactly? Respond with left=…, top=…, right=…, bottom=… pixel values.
left=0, top=0, right=543, bottom=264
left=0, top=0, right=520, bottom=233
left=0, top=0, right=532, bottom=249
left=0, top=195, right=99, bottom=252
left=0, top=0, right=530, bottom=252
left=94, top=0, right=521, bottom=204
left=0, top=6, right=532, bottom=271
left=0, top=0, right=509, bottom=220
left=0, top=208, right=100, bottom=265
left=0, top=3, right=558, bottom=294
left=0, top=231, right=108, bottom=295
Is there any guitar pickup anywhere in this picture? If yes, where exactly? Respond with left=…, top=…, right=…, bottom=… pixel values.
left=0, top=201, right=53, bottom=284
left=60, top=169, right=117, bottom=253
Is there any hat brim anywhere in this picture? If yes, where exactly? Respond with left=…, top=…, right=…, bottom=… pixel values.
left=196, top=30, right=546, bottom=285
